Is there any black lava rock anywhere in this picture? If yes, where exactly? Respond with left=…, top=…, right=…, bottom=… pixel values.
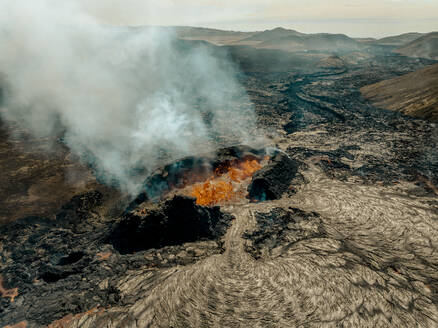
left=0, top=191, right=229, bottom=327
left=109, top=195, right=233, bottom=254
left=243, top=207, right=323, bottom=259
left=142, top=157, right=210, bottom=200
left=248, top=153, right=299, bottom=201
left=213, top=145, right=264, bottom=168
left=55, top=190, right=103, bottom=233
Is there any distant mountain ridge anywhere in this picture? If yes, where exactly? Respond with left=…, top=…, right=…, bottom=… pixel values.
left=173, top=26, right=365, bottom=53
left=147, top=26, right=436, bottom=56
left=395, top=32, right=438, bottom=60
left=173, top=26, right=253, bottom=38
left=169, top=26, right=255, bottom=45
left=237, top=27, right=363, bottom=52
left=258, top=32, right=363, bottom=52
left=374, top=32, right=424, bottom=46
left=241, top=27, right=305, bottom=41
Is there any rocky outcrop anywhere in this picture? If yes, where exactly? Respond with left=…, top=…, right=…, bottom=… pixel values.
left=109, top=196, right=233, bottom=254
left=243, top=207, right=323, bottom=259
left=248, top=153, right=299, bottom=200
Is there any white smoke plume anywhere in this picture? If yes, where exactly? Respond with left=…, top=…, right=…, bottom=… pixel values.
left=0, top=0, right=262, bottom=195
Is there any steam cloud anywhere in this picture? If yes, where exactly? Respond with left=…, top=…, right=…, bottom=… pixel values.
left=0, top=0, right=262, bottom=194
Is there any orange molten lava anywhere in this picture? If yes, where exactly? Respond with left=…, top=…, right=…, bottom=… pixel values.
left=190, top=158, right=262, bottom=206
left=229, top=159, right=262, bottom=182
left=191, top=179, right=234, bottom=206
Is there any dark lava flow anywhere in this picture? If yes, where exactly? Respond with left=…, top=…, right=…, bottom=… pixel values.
left=1, top=51, right=438, bottom=327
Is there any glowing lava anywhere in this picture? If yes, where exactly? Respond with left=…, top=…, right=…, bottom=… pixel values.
left=190, top=158, right=263, bottom=206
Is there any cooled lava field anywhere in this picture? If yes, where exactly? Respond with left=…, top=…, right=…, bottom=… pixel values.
left=1, top=46, right=438, bottom=327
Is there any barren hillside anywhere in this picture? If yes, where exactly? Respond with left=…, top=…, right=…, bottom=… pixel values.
left=395, top=32, right=438, bottom=59
left=361, top=63, right=438, bottom=121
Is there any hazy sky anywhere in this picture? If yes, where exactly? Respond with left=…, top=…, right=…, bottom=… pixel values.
left=78, top=0, right=438, bottom=38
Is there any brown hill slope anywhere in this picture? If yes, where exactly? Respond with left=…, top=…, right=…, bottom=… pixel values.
left=173, top=27, right=364, bottom=52
left=241, top=28, right=363, bottom=52
left=361, top=63, right=438, bottom=121
left=0, top=118, right=122, bottom=224
left=375, top=32, right=424, bottom=46
left=262, top=33, right=363, bottom=52
left=173, top=26, right=254, bottom=45
left=241, top=27, right=305, bottom=41
left=395, top=32, right=438, bottom=59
